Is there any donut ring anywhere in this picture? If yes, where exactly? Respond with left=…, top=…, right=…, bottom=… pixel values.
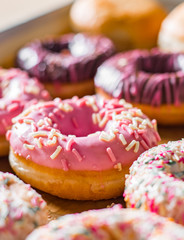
left=7, top=96, right=160, bottom=200
left=95, top=49, right=184, bottom=125
left=26, top=205, right=184, bottom=240
left=0, top=172, right=47, bottom=240
left=16, top=33, right=115, bottom=98
left=124, top=139, right=184, bottom=225
left=0, top=68, right=50, bottom=156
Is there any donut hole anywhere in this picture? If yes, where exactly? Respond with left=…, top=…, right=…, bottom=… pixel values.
left=137, top=54, right=184, bottom=74
left=49, top=106, right=104, bottom=137
left=42, top=34, right=95, bottom=57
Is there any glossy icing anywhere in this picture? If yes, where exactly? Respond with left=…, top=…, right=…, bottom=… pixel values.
left=8, top=96, right=160, bottom=171
left=95, top=49, right=184, bottom=106
left=16, top=33, right=115, bottom=84
left=0, top=68, right=50, bottom=135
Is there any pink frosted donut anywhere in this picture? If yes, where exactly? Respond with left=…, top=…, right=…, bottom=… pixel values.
left=0, top=68, right=50, bottom=156
left=7, top=96, right=160, bottom=200
left=124, top=139, right=184, bottom=225
left=0, top=171, right=47, bottom=240
left=26, top=205, right=184, bottom=240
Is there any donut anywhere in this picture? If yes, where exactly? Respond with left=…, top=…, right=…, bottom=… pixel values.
left=7, top=95, right=160, bottom=200
left=124, top=139, right=184, bottom=225
left=158, top=3, right=184, bottom=53
left=95, top=49, right=184, bottom=125
left=16, top=33, right=115, bottom=99
left=0, top=68, right=50, bottom=156
left=0, top=171, right=47, bottom=240
left=70, top=0, right=166, bottom=51
left=26, top=205, right=184, bottom=240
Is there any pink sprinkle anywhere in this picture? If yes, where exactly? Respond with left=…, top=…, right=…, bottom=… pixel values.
left=7, top=103, right=19, bottom=112
left=106, top=147, right=117, bottom=163
left=31, top=197, right=39, bottom=206
left=2, top=119, right=8, bottom=127
left=140, top=140, right=149, bottom=150
left=72, top=117, right=79, bottom=129
left=134, top=130, right=139, bottom=140
left=6, top=130, right=11, bottom=141
left=61, top=159, right=69, bottom=171
left=72, top=148, right=83, bottom=162
left=53, top=108, right=64, bottom=119
left=156, top=165, right=164, bottom=168
left=142, top=133, right=151, bottom=147
left=66, top=138, right=75, bottom=151
left=137, top=129, right=145, bottom=134
left=179, top=157, right=184, bottom=163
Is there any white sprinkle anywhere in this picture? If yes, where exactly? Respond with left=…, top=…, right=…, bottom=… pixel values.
left=48, top=129, right=56, bottom=139
left=55, top=132, right=65, bottom=140
left=134, top=141, right=140, bottom=153
left=25, top=85, right=40, bottom=95
left=30, top=131, right=48, bottom=138
left=34, top=138, right=42, bottom=148
left=96, top=113, right=101, bottom=124
left=119, top=134, right=127, bottom=145
left=72, top=148, right=83, bottom=162
left=23, top=119, right=34, bottom=124
left=50, top=146, right=62, bottom=159
left=126, top=140, right=137, bottom=152
left=106, top=147, right=117, bottom=163
left=114, top=163, right=122, bottom=171
left=99, top=131, right=115, bottom=142
left=99, top=115, right=108, bottom=128
left=23, top=144, right=35, bottom=150
left=37, top=119, right=44, bottom=127
left=47, top=136, right=57, bottom=146
left=59, top=103, right=73, bottom=112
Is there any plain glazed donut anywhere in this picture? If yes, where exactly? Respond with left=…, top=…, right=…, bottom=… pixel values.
left=16, top=33, right=115, bottom=99
left=95, top=49, right=184, bottom=125
left=26, top=205, right=184, bottom=240
left=158, top=3, right=184, bottom=53
left=7, top=96, right=160, bottom=200
left=124, top=139, right=184, bottom=225
left=70, top=0, right=166, bottom=51
left=0, top=171, right=47, bottom=240
left=0, top=68, right=50, bottom=156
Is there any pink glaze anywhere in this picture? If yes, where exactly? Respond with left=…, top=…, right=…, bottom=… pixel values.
left=0, top=68, right=50, bottom=135
left=8, top=96, right=160, bottom=171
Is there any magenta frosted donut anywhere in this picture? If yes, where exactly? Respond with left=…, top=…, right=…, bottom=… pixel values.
left=16, top=33, right=115, bottom=98
left=95, top=49, right=184, bottom=125
left=26, top=205, right=184, bottom=240
left=0, top=68, right=50, bottom=156
left=124, top=139, right=184, bottom=225
left=0, top=171, right=47, bottom=240
left=8, top=95, right=160, bottom=200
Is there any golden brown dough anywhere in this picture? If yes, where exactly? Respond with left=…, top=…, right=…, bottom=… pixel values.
left=70, top=0, right=167, bottom=51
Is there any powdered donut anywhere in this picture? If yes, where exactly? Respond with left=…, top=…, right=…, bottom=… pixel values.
left=7, top=96, right=160, bottom=200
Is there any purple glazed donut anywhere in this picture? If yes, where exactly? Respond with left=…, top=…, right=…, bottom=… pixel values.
left=16, top=33, right=115, bottom=98
left=95, top=49, right=184, bottom=125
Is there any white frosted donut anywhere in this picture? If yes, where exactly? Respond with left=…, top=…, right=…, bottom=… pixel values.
left=0, top=172, right=47, bottom=240
left=26, top=205, right=184, bottom=240
left=124, top=139, right=184, bottom=225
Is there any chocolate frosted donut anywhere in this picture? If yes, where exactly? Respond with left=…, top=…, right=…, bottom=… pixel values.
left=17, top=33, right=115, bottom=98
left=95, top=49, right=184, bottom=125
